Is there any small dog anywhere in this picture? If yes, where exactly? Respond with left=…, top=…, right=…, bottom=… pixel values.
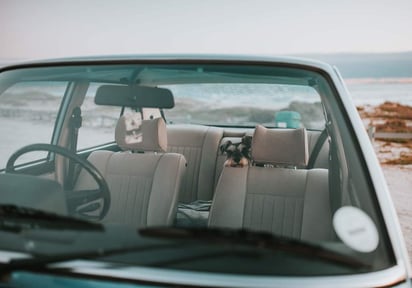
left=220, top=136, right=252, bottom=167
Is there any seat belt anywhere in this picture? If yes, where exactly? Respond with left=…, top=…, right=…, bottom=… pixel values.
left=307, top=128, right=328, bottom=169
left=65, top=107, right=82, bottom=190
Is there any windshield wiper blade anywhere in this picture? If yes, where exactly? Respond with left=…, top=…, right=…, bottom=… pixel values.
left=0, top=204, right=103, bottom=232
left=139, top=226, right=370, bottom=269
left=5, top=241, right=186, bottom=272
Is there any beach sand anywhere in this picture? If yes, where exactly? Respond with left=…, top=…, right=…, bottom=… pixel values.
left=382, top=165, right=412, bottom=262
left=358, top=102, right=412, bottom=264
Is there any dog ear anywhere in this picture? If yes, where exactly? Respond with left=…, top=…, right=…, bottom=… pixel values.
left=241, top=136, right=252, bottom=147
left=220, top=140, right=232, bottom=154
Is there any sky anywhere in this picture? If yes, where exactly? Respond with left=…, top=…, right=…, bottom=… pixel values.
left=1, top=0, right=412, bottom=61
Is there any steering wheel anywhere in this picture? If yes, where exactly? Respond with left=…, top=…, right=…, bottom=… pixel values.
left=5, top=143, right=111, bottom=220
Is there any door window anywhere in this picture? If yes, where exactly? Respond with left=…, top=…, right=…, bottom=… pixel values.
left=0, top=81, right=67, bottom=167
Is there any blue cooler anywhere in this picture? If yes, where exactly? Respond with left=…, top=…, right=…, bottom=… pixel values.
left=274, top=111, right=301, bottom=128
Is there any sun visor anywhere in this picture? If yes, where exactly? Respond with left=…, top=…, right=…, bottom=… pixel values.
left=95, top=85, right=174, bottom=109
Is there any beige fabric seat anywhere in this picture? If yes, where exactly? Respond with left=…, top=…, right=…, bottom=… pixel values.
left=208, top=125, right=332, bottom=242
left=75, top=115, right=186, bottom=228
left=167, top=125, right=223, bottom=203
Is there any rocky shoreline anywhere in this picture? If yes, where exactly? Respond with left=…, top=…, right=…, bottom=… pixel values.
left=358, top=101, right=412, bottom=165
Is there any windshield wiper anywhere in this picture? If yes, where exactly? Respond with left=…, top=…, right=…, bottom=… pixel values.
left=5, top=241, right=186, bottom=272
left=4, top=226, right=370, bottom=274
left=0, top=204, right=103, bottom=232
left=139, top=226, right=370, bottom=269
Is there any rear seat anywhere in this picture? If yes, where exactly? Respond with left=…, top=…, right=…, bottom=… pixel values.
left=167, top=124, right=223, bottom=203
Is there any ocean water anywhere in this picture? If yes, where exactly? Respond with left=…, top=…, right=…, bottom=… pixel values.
left=346, top=81, right=412, bottom=107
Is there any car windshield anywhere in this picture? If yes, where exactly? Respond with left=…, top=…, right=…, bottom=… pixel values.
left=0, top=61, right=396, bottom=279
left=162, top=83, right=323, bottom=129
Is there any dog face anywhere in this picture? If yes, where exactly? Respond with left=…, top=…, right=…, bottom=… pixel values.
left=220, top=136, right=252, bottom=167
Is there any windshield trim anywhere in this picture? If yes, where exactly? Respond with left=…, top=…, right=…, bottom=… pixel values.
left=47, top=260, right=407, bottom=288
left=0, top=55, right=335, bottom=75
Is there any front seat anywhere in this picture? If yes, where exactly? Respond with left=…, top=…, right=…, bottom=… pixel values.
left=208, top=125, right=332, bottom=242
left=74, top=115, right=186, bottom=228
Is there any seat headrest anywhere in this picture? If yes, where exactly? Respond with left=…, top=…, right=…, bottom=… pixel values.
left=115, top=114, right=167, bottom=152
left=251, top=125, right=308, bottom=167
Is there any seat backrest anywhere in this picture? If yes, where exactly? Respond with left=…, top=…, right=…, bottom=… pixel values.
left=209, top=125, right=332, bottom=242
left=75, top=115, right=186, bottom=228
left=167, top=125, right=223, bottom=203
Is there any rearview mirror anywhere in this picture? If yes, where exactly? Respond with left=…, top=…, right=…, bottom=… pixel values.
left=95, top=85, right=174, bottom=109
